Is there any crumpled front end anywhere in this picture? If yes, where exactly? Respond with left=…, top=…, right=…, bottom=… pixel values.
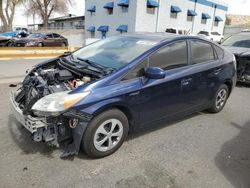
left=9, top=58, right=98, bottom=158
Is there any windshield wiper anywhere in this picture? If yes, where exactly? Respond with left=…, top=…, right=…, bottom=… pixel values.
left=77, top=57, right=113, bottom=74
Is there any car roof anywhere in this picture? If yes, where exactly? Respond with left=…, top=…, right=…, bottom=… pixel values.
left=120, top=32, right=205, bottom=43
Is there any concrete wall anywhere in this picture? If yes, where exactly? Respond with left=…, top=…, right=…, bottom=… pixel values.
left=85, top=0, right=228, bottom=40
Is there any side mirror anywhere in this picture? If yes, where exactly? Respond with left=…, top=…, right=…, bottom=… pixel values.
left=144, top=67, right=165, bottom=80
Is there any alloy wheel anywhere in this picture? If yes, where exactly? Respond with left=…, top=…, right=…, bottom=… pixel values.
left=93, top=119, right=123, bottom=152
left=216, top=89, right=227, bottom=109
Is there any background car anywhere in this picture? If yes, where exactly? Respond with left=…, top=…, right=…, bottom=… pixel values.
left=165, top=28, right=191, bottom=35
left=0, top=30, right=27, bottom=46
left=222, top=32, right=250, bottom=84
left=14, top=33, right=68, bottom=47
left=198, top=30, right=224, bottom=43
left=11, top=33, right=236, bottom=158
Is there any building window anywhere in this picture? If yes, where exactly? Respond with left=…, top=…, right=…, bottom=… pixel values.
left=146, top=0, right=158, bottom=14
left=187, top=10, right=197, bottom=22
left=170, top=5, right=182, bottom=19
left=97, top=26, right=109, bottom=39
left=103, top=2, right=114, bottom=15
left=91, top=32, right=95, bottom=38
left=187, top=16, right=193, bottom=22
left=87, top=5, right=96, bottom=15
left=116, top=25, right=128, bottom=33
left=214, top=21, right=219, bottom=27
left=201, top=13, right=211, bottom=24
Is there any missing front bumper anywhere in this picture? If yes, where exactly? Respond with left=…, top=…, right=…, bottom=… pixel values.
left=10, top=91, right=47, bottom=134
left=10, top=90, right=89, bottom=158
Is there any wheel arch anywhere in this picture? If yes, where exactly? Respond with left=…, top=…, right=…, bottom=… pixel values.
left=92, top=104, right=135, bottom=130
left=223, top=79, right=233, bottom=96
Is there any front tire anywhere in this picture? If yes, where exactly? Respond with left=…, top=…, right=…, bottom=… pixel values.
left=81, top=109, right=129, bottom=158
left=37, top=42, right=43, bottom=47
left=208, top=84, right=229, bottom=113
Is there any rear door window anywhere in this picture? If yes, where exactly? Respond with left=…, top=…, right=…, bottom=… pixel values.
left=53, top=33, right=61, bottom=38
left=46, top=34, right=54, bottom=39
left=190, top=40, right=215, bottom=64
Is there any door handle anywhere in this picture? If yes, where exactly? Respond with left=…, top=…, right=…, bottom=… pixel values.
left=181, top=78, right=192, bottom=86
left=214, top=68, right=222, bottom=75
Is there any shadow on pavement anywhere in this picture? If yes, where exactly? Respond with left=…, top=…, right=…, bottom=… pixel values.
left=8, top=114, right=56, bottom=158
left=236, top=82, right=250, bottom=88
left=8, top=114, right=93, bottom=160
left=128, top=112, right=202, bottom=141
left=8, top=110, right=202, bottom=160
left=215, top=121, right=250, bottom=188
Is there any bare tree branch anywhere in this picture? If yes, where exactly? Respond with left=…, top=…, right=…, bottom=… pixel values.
left=0, top=0, right=22, bottom=31
left=24, top=0, right=73, bottom=28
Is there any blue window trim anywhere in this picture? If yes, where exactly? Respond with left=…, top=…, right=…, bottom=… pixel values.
left=87, top=26, right=95, bottom=32
left=202, top=13, right=211, bottom=19
left=116, top=25, right=128, bottom=32
left=189, top=0, right=228, bottom=11
left=171, top=5, right=182, bottom=13
left=187, top=9, right=197, bottom=16
left=147, top=0, right=159, bottom=8
left=103, top=2, right=114, bottom=9
left=87, top=5, right=96, bottom=13
left=117, top=0, right=129, bottom=7
left=97, top=26, right=109, bottom=32
left=215, top=16, right=223, bottom=22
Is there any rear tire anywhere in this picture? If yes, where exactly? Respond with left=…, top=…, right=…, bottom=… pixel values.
left=81, top=109, right=129, bottom=158
left=208, top=84, right=229, bottom=113
left=61, top=42, right=66, bottom=47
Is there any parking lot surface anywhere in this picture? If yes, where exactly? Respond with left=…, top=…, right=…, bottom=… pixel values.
left=0, top=59, right=249, bottom=188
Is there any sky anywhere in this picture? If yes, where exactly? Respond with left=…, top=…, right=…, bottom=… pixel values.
left=13, top=0, right=85, bottom=27
left=222, top=0, right=250, bottom=15
left=10, top=0, right=250, bottom=27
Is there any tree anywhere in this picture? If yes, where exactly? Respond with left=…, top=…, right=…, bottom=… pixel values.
left=0, top=0, right=22, bottom=31
left=25, top=0, right=72, bottom=29
left=225, top=16, right=232, bottom=25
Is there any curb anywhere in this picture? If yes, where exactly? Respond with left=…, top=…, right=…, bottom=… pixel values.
left=0, top=46, right=80, bottom=59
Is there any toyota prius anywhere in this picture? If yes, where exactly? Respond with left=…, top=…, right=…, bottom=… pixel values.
left=10, top=33, right=236, bottom=158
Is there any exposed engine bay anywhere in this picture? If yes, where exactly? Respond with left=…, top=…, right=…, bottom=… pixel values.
left=11, top=56, right=109, bottom=158
left=15, top=63, right=92, bottom=115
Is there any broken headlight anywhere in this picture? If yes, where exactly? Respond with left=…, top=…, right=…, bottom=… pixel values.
left=32, top=91, right=90, bottom=114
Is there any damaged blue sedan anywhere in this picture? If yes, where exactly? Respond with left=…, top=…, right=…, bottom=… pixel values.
left=10, top=33, right=236, bottom=158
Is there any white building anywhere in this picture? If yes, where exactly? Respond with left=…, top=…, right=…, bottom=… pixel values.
left=85, top=0, right=228, bottom=39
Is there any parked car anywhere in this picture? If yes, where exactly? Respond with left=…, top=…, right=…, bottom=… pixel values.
left=197, top=31, right=224, bottom=43
left=0, top=28, right=28, bottom=47
left=166, top=28, right=191, bottom=35
left=14, top=33, right=68, bottom=47
left=0, top=36, right=15, bottom=47
left=221, top=32, right=250, bottom=84
left=10, top=33, right=236, bottom=158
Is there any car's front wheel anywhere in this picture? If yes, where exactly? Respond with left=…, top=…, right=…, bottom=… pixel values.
left=208, top=84, right=229, bottom=113
left=81, top=109, right=129, bottom=158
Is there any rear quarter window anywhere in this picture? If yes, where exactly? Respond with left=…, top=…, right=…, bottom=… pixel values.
left=214, top=45, right=224, bottom=59
left=190, top=40, right=215, bottom=64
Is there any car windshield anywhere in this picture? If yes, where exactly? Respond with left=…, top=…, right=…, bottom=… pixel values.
left=222, top=34, right=250, bottom=48
left=27, top=33, right=43, bottom=38
left=72, top=36, right=158, bottom=70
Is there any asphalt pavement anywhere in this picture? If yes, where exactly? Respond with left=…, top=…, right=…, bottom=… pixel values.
left=0, top=58, right=250, bottom=188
